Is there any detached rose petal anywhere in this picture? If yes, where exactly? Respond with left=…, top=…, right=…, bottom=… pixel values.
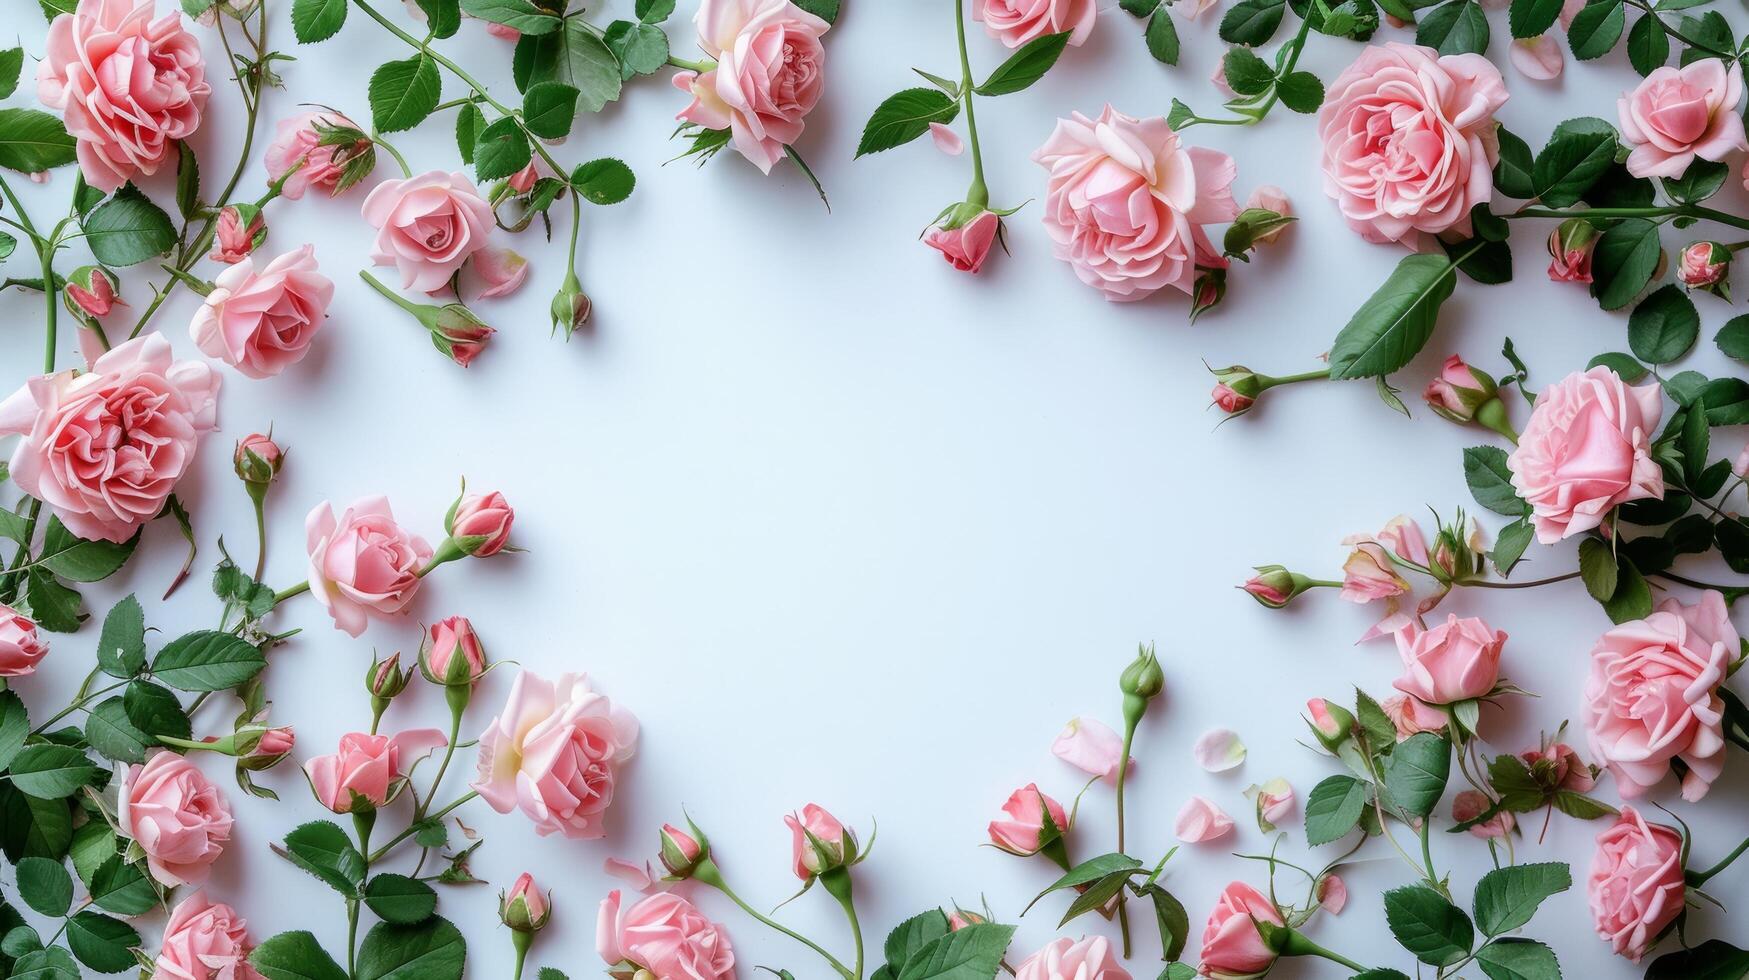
left=1510, top=36, right=1564, bottom=80
left=1317, top=872, right=1348, bottom=914
left=1052, top=717, right=1130, bottom=783
left=1193, top=728, right=1247, bottom=772
left=929, top=122, right=965, bottom=156
left=1174, top=795, right=1235, bottom=842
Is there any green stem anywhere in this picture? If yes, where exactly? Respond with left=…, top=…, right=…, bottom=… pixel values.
left=349, top=811, right=375, bottom=976
left=368, top=791, right=478, bottom=862
left=273, top=580, right=311, bottom=607
left=1509, top=204, right=1749, bottom=231
left=1278, top=928, right=1369, bottom=973
left=373, top=133, right=413, bottom=177
left=1689, top=834, right=1749, bottom=886
left=358, top=270, right=427, bottom=316
left=30, top=680, right=128, bottom=734
left=1467, top=570, right=1581, bottom=589
left=821, top=869, right=864, bottom=980
left=952, top=0, right=988, bottom=208
left=1624, top=0, right=1736, bottom=60
left=250, top=492, right=268, bottom=582
left=1260, top=368, right=1331, bottom=389
left=693, top=860, right=854, bottom=980
left=668, top=55, right=712, bottom=72
left=1114, top=721, right=1137, bottom=958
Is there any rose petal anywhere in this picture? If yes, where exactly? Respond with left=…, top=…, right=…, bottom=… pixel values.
left=1174, top=795, right=1235, bottom=843
left=929, top=122, right=965, bottom=156
left=1510, top=36, right=1563, bottom=81
left=1317, top=873, right=1348, bottom=914
left=604, top=858, right=657, bottom=892
left=1193, top=728, right=1247, bottom=772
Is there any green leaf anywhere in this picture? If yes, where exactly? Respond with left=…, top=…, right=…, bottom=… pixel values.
left=513, top=21, right=621, bottom=112
left=7, top=745, right=98, bottom=799
left=84, top=698, right=150, bottom=763
left=1568, top=0, right=1626, bottom=59
left=0, top=691, right=28, bottom=772
left=1676, top=9, right=1730, bottom=65
left=364, top=875, right=438, bottom=925
left=1138, top=882, right=1190, bottom=961
left=0, top=48, right=25, bottom=99
left=292, top=0, right=348, bottom=42
left=602, top=20, right=670, bottom=79
left=895, top=923, right=1017, bottom=980
left=1602, top=557, right=1653, bottom=622
left=1591, top=217, right=1663, bottom=310
left=1493, top=127, right=1535, bottom=198
left=95, top=595, right=145, bottom=677
left=64, top=911, right=138, bottom=973
left=36, top=518, right=137, bottom=583
left=356, top=917, right=467, bottom=980
left=637, top=0, right=677, bottom=22
left=0, top=109, right=78, bottom=173
left=1026, top=853, right=1143, bottom=912
left=1588, top=351, right=1649, bottom=381
left=15, top=857, right=73, bottom=916
left=0, top=784, right=74, bottom=861
left=1417, top=0, right=1489, bottom=53
left=151, top=631, right=266, bottom=691
left=1473, top=863, right=1572, bottom=936
left=1144, top=9, right=1181, bottom=64
left=1475, top=938, right=1562, bottom=980
left=124, top=680, right=191, bottom=741
left=9, top=946, right=80, bottom=980
left=520, top=83, right=580, bottom=140
left=281, top=821, right=367, bottom=896
left=1628, top=285, right=1699, bottom=363
left=1304, top=774, right=1369, bottom=845
left=85, top=856, right=155, bottom=915
left=1645, top=940, right=1749, bottom=980
left=1222, top=47, right=1276, bottom=95
left=251, top=931, right=349, bottom=980
left=790, top=0, right=837, bottom=20
left=1384, top=884, right=1474, bottom=966
left=883, top=910, right=950, bottom=976
left=459, top=0, right=559, bottom=33
left=455, top=103, right=485, bottom=165
left=1383, top=732, right=1451, bottom=819
left=1509, top=0, right=1561, bottom=36
left=1717, top=316, right=1749, bottom=361
left=1578, top=538, right=1618, bottom=601
left=1463, top=446, right=1529, bottom=516
left=1532, top=117, right=1617, bottom=207
left=82, top=186, right=177, bottom=267
left=1328, top=253, right=1459, bottom=379
left=856, top=88, right=958, bottom=157
left=1276, top=71, right=1324, bottom=113
left=1626, top=12, right=1669, bottom=74
left=370, top=56, right=442, bottom=134
left=22, top=570, right=81, bottom=634
left=472, top=117, right=531, bottom=181
left=977, top=31, right=1071, bottom=94
left=413, top=0, right=460, bottom=37
left=1219, top=0, right=1287, bottom=44
left=570, top=158, right=635, bottom=205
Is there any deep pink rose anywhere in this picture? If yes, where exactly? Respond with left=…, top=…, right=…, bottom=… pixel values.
left=1392, top=614, right=1505, bottom=705
left=37, top=0, right=211, bottom=192
left=303, top=729, right=446, bottom=813
left=1589, top=806, right=1685, bottom=961
left=1618, top=59, right=1747, bottom=178
left=304, top=496, right=432, bottom=637
left=674, top=0, right=830, bottom=173
left=1317, top=42, right=1508, bottom=247
left=264, top=111, right=370, bottom=199
left=190, top=245, right=333, bottom=379
left=1014, top=937, right=1130, bottom=980
left=1199, top=881, right=1285, bottom=979
left=1382, top=693, right=1449, bottom=737
left=597, top=890, right=735, bottom=980
left=786, top=803, right=851, bottom=878
left=447, top=490, right=514, bottom=556
left=1452, top=789, right=1515, bottom=839
left=154, top=891, right=261, bottom=980
left=1584, top=591, right=1734, bottom=801
left=119, top=750, right=232, bottom=887
left=1051, top=716, right=1129, bottom=783
left=0, top=334, right=219, bottom=543
left=361, top=170, right=495, bottom=293
left=473, top=670, right=639, bottom=839
left=973, top=0, right=1096, bottom=48
left=925, top=211, right=1001, bottom=273
left=988, top=783, right=1068, bottom=855
left=0, top=605, right=48, bottom=677
left=1032, top=106, right=1237, bottom=302
left=1507, top=367, right=1664, bottom=543
left=422, top=615, right=487, bottom=685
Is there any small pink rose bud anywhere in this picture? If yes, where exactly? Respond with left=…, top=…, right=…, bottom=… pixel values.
left=1423, top=354, right=1499, bottom=424
left=947, top=909, right=985, bottom=931
left=1190, top=265, right=1226, bottom=322
left=63, top=265, right=122, bottom=319
left=987, top=784, right=1068, bottom=857
left=366, top=652, right=411, bottom=701
left=240, top=725, right=296, bottom=771
left=1243, top=185, right=1293, bottom=244
left=551, top=272, right=591, bottom=338
left=0, top=604, right=49, bottom=678
left=508, top=162, right=539, bottom=194
left=445, top=490, right=514, bottom=557
left=210, top=204, right=268, bottom=263
left=1208, top=365, right=1262, bottom=417
left=1305, top=697, right=1355, bottom=751
left=1547, top=218, right=1598, bottom=283
left=1241, top=565, right=1312, bottom=609
left=486, top=21, right=521, bottom=41
left=234, top=433, right=284, bottom=487
left=658, top=822, right=707, bottom=878
left=1452, top=789, right=1515, bottom=839
left=500, top=872, right=551, bottom=932
left=430, top=304, right=495, bottom=367
left=924, top=209, right=1000, bottom=274
left=786, top=804, right=856, bottom=879
left=1341, top=542, right=1410, bottom=603
left=1678, top=240, right=1731, bottom=298
left=421, top=615, right=488, bottom=686
left=1522, top=742, right=1597, bottom=792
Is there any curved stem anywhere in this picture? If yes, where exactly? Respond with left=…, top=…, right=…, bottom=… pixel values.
left=1689, top=834, right=1749, bottom=886
left=251, top=495, right=268, bottom=582
left=1114, top=721, right=1137, bottom=957
left=822, top=869, right=864, bottom=980
left=694, top=860, right=854, bottom=979
left=1467, top=570, right=1581, bottom=589
left=272, top=580, right=311, bottom=607
left=368, top=790, right=478, bottom=862
left=1279, top=929, right=1369, bottom=973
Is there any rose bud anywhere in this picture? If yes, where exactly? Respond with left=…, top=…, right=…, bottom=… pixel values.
left=1241, top=565, right=1316, bottom=609
left=1678, top=240, right=1732, bottom=298
left=1208, top=364, right=1263, bottom=417
left=238, top=726, right=296, bottom=772
left=659, top=822, right=707, bottom=878
left=1547, top=218, right=1598, bottom=284
left=500, top=873, right=551, bottom=933
left=1423, top=354, right=1499, bottom=424
left=947, top=908, right=985, bottom=931
left=786, top=804, right=857, bottom=879
left=550, top=271, right=591, bottom=338
left=0, top=604, right=49, bottom=678
left=508, top=161, right=540, bottom=195
left=445, top=490, right=514, bottom=557
left=421, top=615, right=488, bottom=686
left=234, top=433, right=283, bottom=488
left=365, top=652, right=411, bottom=717
left=1190, top=266, right=1227, bottom=322
left=1305, top=697, right=1356, bottom=751
left=64, top=265, right=123, bottom=319
left=209, top=203, right=268, bottom=264
left=1120, top=644, right=1165, bottom=705
left=987, top=783, right=1069, bottom=858
left=924, top=208, right=1000, bottom=274
left=1244, top=185, right=1293, bottom=244
left=429, top=304, right=495, bottom=367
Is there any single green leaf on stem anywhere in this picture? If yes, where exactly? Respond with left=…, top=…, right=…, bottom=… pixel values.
left=976, top=31, right=1072, bottom=94
left=856, top=88, right=959, bottom=157
left=1384, top=884, right=1474, bottom=967
left=1328, top=253, right=1461, bottom=379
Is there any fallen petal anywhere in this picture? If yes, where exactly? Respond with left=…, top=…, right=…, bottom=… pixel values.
left=1510, top=36, right=1564, bottom=81
left=1175, top=795, right=1235, bottom=843
left=1193, top=728, right=1247, bottom=772
left=929, top=122, right=965, bottom=157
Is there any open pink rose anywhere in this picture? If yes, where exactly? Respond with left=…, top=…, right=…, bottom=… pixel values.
left=190, top=245, right=333, bottom=379
left=925, top=210, right=1001, bottom=273
left=305, top=496, right=432, bottom=637
left=1199, top=881, right=1285, bottom=980
left=1014, top=936, right=1130, bottom=980
left=1032, top=106, right=1237, bottom=302
left=264, top=110, right=370, bottom=199
left=1589, top=806, right=1685, bottom=961
left=0, top=605, right=48, bottom=677
left=0, top=334, right=219, bottom=543
left=1392, top=614, right=1505, bottom=705
left=988, top=783, right=1069, bottom=855
left=361, top=170, right=495, bottom=293
left=1052, top=716, right=1129, bottom=783
left=1583, top=590, right=1734, bottom=801
left=786, top=803, right=851, bottom=878
left=155, top=891, right=261, bottom=980
left=598, top=890, right=735, bottom=980
left=37, top=0, right=210, bottom=192
left=1317, top=42, right=1508, bottom=247
left=305, top=729, right=446, bottom=813
left=119, top=750, right=232, bottom=887
left=974, top=0, right=1096, bottom=48
left=473, top=670, right=640, bottom=839
left=1508, top=367, right=1664, bottom=543
left=674, top=0, right=830, bottom=173
left=1618, top=59, right=1748, bottom=178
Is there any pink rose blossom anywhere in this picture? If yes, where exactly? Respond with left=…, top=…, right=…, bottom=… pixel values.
left=1392, top=614, right=1505, bottom=705
left=988, top=783, right=1068, bottom=856
left=1212, top=383, right=1253, bottom=415
left=674, top=0, right=830, bottom=173
left=1382, top=693, right=1449, bottom=737
left=460, top=246, right=529, bottom=299
left=66, top=266, right=122, bottom=317
left=0, top=334, right=219, bottom=543
left=485, top=21, right=520, bottom=40
left=597, top=890, right=736, bottom=980
left=37, top=0, right=211, bottom=192
left=0, top=605, right=48, bottom=677
left=361, top=170, right=495, bottom=293
left=1051, top=717, right=1129, bottom=783
left=1032, top=106, right=1237, bottom=302
left=1735, top=442, right=1749, bottom=479
left=925, top=211, right=1001, bottom=274
left=502, top=873, right=550, bottom=930
left=659, top=823, right=704, bottom=875
left=973, top=0, right=1096, bottom=48
left=422, top=615, right=487, bottom=685
left=1560, top=0, right=1585, bottom=27
left=1678, top=240, right=1729, bottom=290
left=209, top=204, right=265, bottom=263
left=119, top=750, right=232, bottom=887
left=1317, top=42, right=1509, bottom=247
left=304, top=729, right=446, bottom=813
left=190, top=245, right=333, bottom=379
left=1199, top=881, right=1284, bottom=980
left=1618, top=59, right=1748, bottom=178
left=447, top=489, right=514, bottom=556
left=264, top=111, right=370, bottom=199
left=947, top=909, right=985, bottom=930
left=1424, top=354, right=1496, bottom=423
left=1522, top=742, right=1597, bottom=792
left=1589, top=806, right=1685, bottom=961
left=1508, top=367, right=1664, bottom=543
left=1175, top=795, right=1235, bottom=843
left=154, top=891, right=261, bottom=980
left=508, top=161, right=540, bottom=194
left=1339, top=541, right=1410, bottom=603
left=1013, top=936, right=1130, bottom=980
left=304, top=496, right=432, bottom=637
left=786, top=803, right=851, bottom=878
left=1510, top=36, right=1564, bottom=81
left=1452, top=789, right=1515, bottom=839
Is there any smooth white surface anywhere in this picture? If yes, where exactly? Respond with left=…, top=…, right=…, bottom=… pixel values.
left=5, top=2, right=1749, bottom=977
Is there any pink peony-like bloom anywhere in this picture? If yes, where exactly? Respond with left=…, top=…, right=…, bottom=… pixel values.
left=1175, top=795, right=1235, bottom=843
left=597, top=890, right=736, bottom=980
left=925, top=211, right=1001, bottom=273
left=154, top=891, right=261, bottom=980
left=673, top=0, right=830, bottom=174
left=1618, top=59, right=1748, bottom=178
left=0, top=334, right=219, bottom=543
left=119, top=750, right=232, bottom=887
left=264, top=111, right=370, bottom=199
left=473, top=670, right=640, bottom=839
left=1033, top=106, right=1237, bottom=302
left=1317, top=42, right=1509, bottom=248
left=988, top=783, right=1069, bottom=856
left=1589, top=806, right=1685, bottom=961
left=361, top=170, right=495, bottom=293
left=1583, top=591, right=1734, bottom=801
left=1452, top=789, right=1515, bottom=839
left=973, top=0, right=1096, bottom=48
left=447, top=490, right=514, bottom=556
left=37, top=0, right=211, bottom=192
left=189, top=245, right=333, bottom=380
left=303, top=729, right=446, bottom=813
left=304, top=496, right=432, bottom=637
left=209, top=205, right=265, bottom=263
left=1051, top=716, right=1129, bottom=783
left=423, top=615, right=487, bottom=685
left=0, top=605, right=48, bottom=677
left=1013, top=936, right=1130, bottom=980
left=1382, top=693, right=1449, bottom=737
left=786, top=803, right=851, bottom=878
left=461, top=246, right=529, bottom=299
left=1522, top=742, right=1596, bottom=792
left=1199, top=881, right=1285, bottom=980
left=1392, top=614, right=1505, bottom=705
left=1507, top=367, right=1664, bottom=543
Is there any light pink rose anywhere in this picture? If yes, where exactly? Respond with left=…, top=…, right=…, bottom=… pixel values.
left=1175, top=795, right=1235, bottom=843
left=460, top=246, right=529, bottom=299
left=1735, top=441, right=1749, bottom=479
left=1507, top=367, right=1664, bottom=543
left=1052, top=716, right=1129, bottom=783
left=1013, top=936, right=1130, bottom=980
left=1033, top=106, right=1237, bottom=302
left=304, top=496, right=432, bottom=637
left=154, top=891, right=261, bottom=980
left=119, top=750, right=232, bottom=887
left=1452, top=789, right=1515, bottom=839
left=422, top=615, right=487, bottom=685
left=361, top=170, right=495, bottom=293
left=1522, top=742, right=1597, bottom=792
left=988, top=783, right=1068, bottom=856
left=303, top=729, right=446, bottom=813
left=209, top=205, right=265, bottom=263
left=1317, top=42, right=1509, bottom=247
left=473, top=670, right=640, bottom=839
left=925, top=211, right=1001, bottom=274
left=1618, top=59, right=1748, bottom=179
left=973, top=0, right=1096, bottom=48
left=1510, top=36, right=1564, bottom=81
left=598, top=890, right=736, bottom=980
left=1583, top=591, right=1734, bottom=801
left=1589, top=806, right=1685, bottom=961
left=674, top=0, right=830, bottom=173
left=37, top=0, right=211, bottom=192
left=1678, top=240, right=1729, bottom=289
left=1199, top=881, right=1284, bottom=980
left=447, top=489, right=514, bottom=556
left=1391, top=614, right=1505, bottom=705
left=0, top=334, right=219, bottom=543
left=1382, top=693, right=1449, bottom=737
left=189, top=245, right=333, bottom=380
left=786, top=803, right=851, bottom=878
left=508, top=161, right=540, bottom=194
left=264, top=111, right=369, bottom=199
left=0, top=605, right=48, bottom=677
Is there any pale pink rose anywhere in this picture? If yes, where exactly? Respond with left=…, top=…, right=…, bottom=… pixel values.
left=1339, top=542, right=1410, bottom=602
left=1584, top=591, right=1734, bottom=801
left=448, top=490, right=514, bottom=556
left=0, top=605, right=48, bottom=677
left=1243, top=184, right=1292, bottom=243
left=1014, top=936, right=1130, bottom=980
left=119, top=750, right=232, bottom=887
left=675, top=0, right=830, bottom=174
left=1678, top=240, right=1729, bottom=289
left=1051, top=717, right=1129, bottom=783
left=1032, top=106, right=1237, bottom=302
left=926, top=211, right=1001, bottom=274
left=1452, top=789, right=1515, bottom=839
left=154, top=891, right=261, bottom=980
left=1375, top=515, right=1431, bottom=567
left=303, top=729, right=446, bottom=813
left=304, top=496, right=432, bottom=637
left=423, top=615, right=487, bottom=685
left=786, top=803, right=851, bottom=878
left=974, top=0, right=1096, bottom=47
left=929, top=122, right=965, bottom=156
left=1382, top=693, right=1449, bottom=737
left=1317, top=42, right=1509, bottom=247
left=265, top=111, right=369, bottom=199
left=1316, top=873, right=1348, bottom=914
left=1618, top=59, right=1748, bottom=178
left=209, top=205, right=264, bottom=263
left=598, top=890, right=735, bottom=980
left=460, top=247, right=529, bottom=300
left=189, top=245, right=333, bottom=380
left=988, top=783, right=1068, bottom=855
left=37, top=0, right=211, bottom=192
left=1193, top=728, right=1247, bottom=772
left=1508, top=367, right=1664, bottom=543
left=1522, top=742, right=1597, bottom=792
left=0, top=334, right=219, bottom=543
left=473, top=670, right=640, bottom=839
left=360, top=170, right=495, bottom=293
left=947, top=910, right=985, bottom=930
left=1589, top=806, right=1685, bottom=961
left=1392, top=614, right=1505, bottom=705
left=1509, top=36, right=1563, bottom=81
left=502, top=873, right=550, bottom=930
left=1199, top=882, right=1284, bottom=980
left=1174, top=795, right=1235, bottom=843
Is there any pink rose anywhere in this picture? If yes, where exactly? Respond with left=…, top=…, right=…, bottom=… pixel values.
left=446, top=489, right=514, bottom=556
left=659, top=823, right=704, bottom=875
left=1243, top=185, right=1292, bottom=243
left=674, top=0, right=830, bottom=173
left=264, top=111, right=371, bottom=199
left=361, top=170, right=495, bottom=293
left=786, top=803, right=852, bottom=879
left=303, top=729, right=446, bottom=813
left=1213, top=383, right=1254, bottom=415
left=37, top=0, right=211, bottom=192
left=502, top=872, right=551, bottom=931
left=1522, top=742, right=1596, bottom=792
left=234, top=432, right=283, bottom=485
left=1382, top=693, right=1449, bottom=737
left=973, top=0, right=1096, bottom=48
left=1199, top=881, right=1285, bottom=980
left=507, top=161, right=540, bottom=194
left=460, top=246, right=529, bottom=299
left=473, top=670, right=640, bottom=839
left=1547, top=218, right=1599, bottom=283
left=1392, top=614, right=1505, bottom=705
left=1424, top=354, right=1497, bottom=423
left=925, top=210, right=1001, bottom=273
left=988, top=783, right=1068, bottom=856
left=0, top=605, right=48, bottom=677
left=118, top=750, right=232, bottom=887
left=209, top=204, right=265, bottom=263
left=947, top=909, right=985, bottom=930
left=1583, top=591, right=1734, bottom=801
left=1317, top=42, right=1509, bottom=247
left=189, top=245, right=333, bottom=380
left=1508, top=367, right=1664, bottom=543
left=1013, top=936, right=1130, bottom=980
left=304, top=496, right=432, bottom=637
left=1677, top=240, right=1730, bottom=291
left=1051, top=716, right=1129, bottom=783
left=597, top=890, right=736, bottom=980
left=422, top=615, right=488, bottom=685
left=1339, top=541, right=1410, bottom=603
left=1175, top=795, right=1235, bottom=843
left=0, top=334, right=219, bottom=543
left=1452, top=789, right=1515, bottom=839
left=1033, top=106, right=1237, bottom=301
left=1618, top=59, right=1748, bottom=178
left=154, top=891, right=261, bottom=980
left=65, top=265, right=122, bottom=318
left=242, top=726, right=295, bottom=771
left=1589, top=806, right=1685, bottom=961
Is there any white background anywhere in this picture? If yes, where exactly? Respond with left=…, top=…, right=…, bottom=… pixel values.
left=5, top=0, right=1749, bottom=976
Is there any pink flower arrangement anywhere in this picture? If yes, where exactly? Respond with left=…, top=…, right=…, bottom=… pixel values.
left=118, top=750, right=233, bottom=887
left=673, top=0, right=830, bottom=173
left=189, top=245, right=334, bottom=379
left=472, top=670, right=639, bottom=838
